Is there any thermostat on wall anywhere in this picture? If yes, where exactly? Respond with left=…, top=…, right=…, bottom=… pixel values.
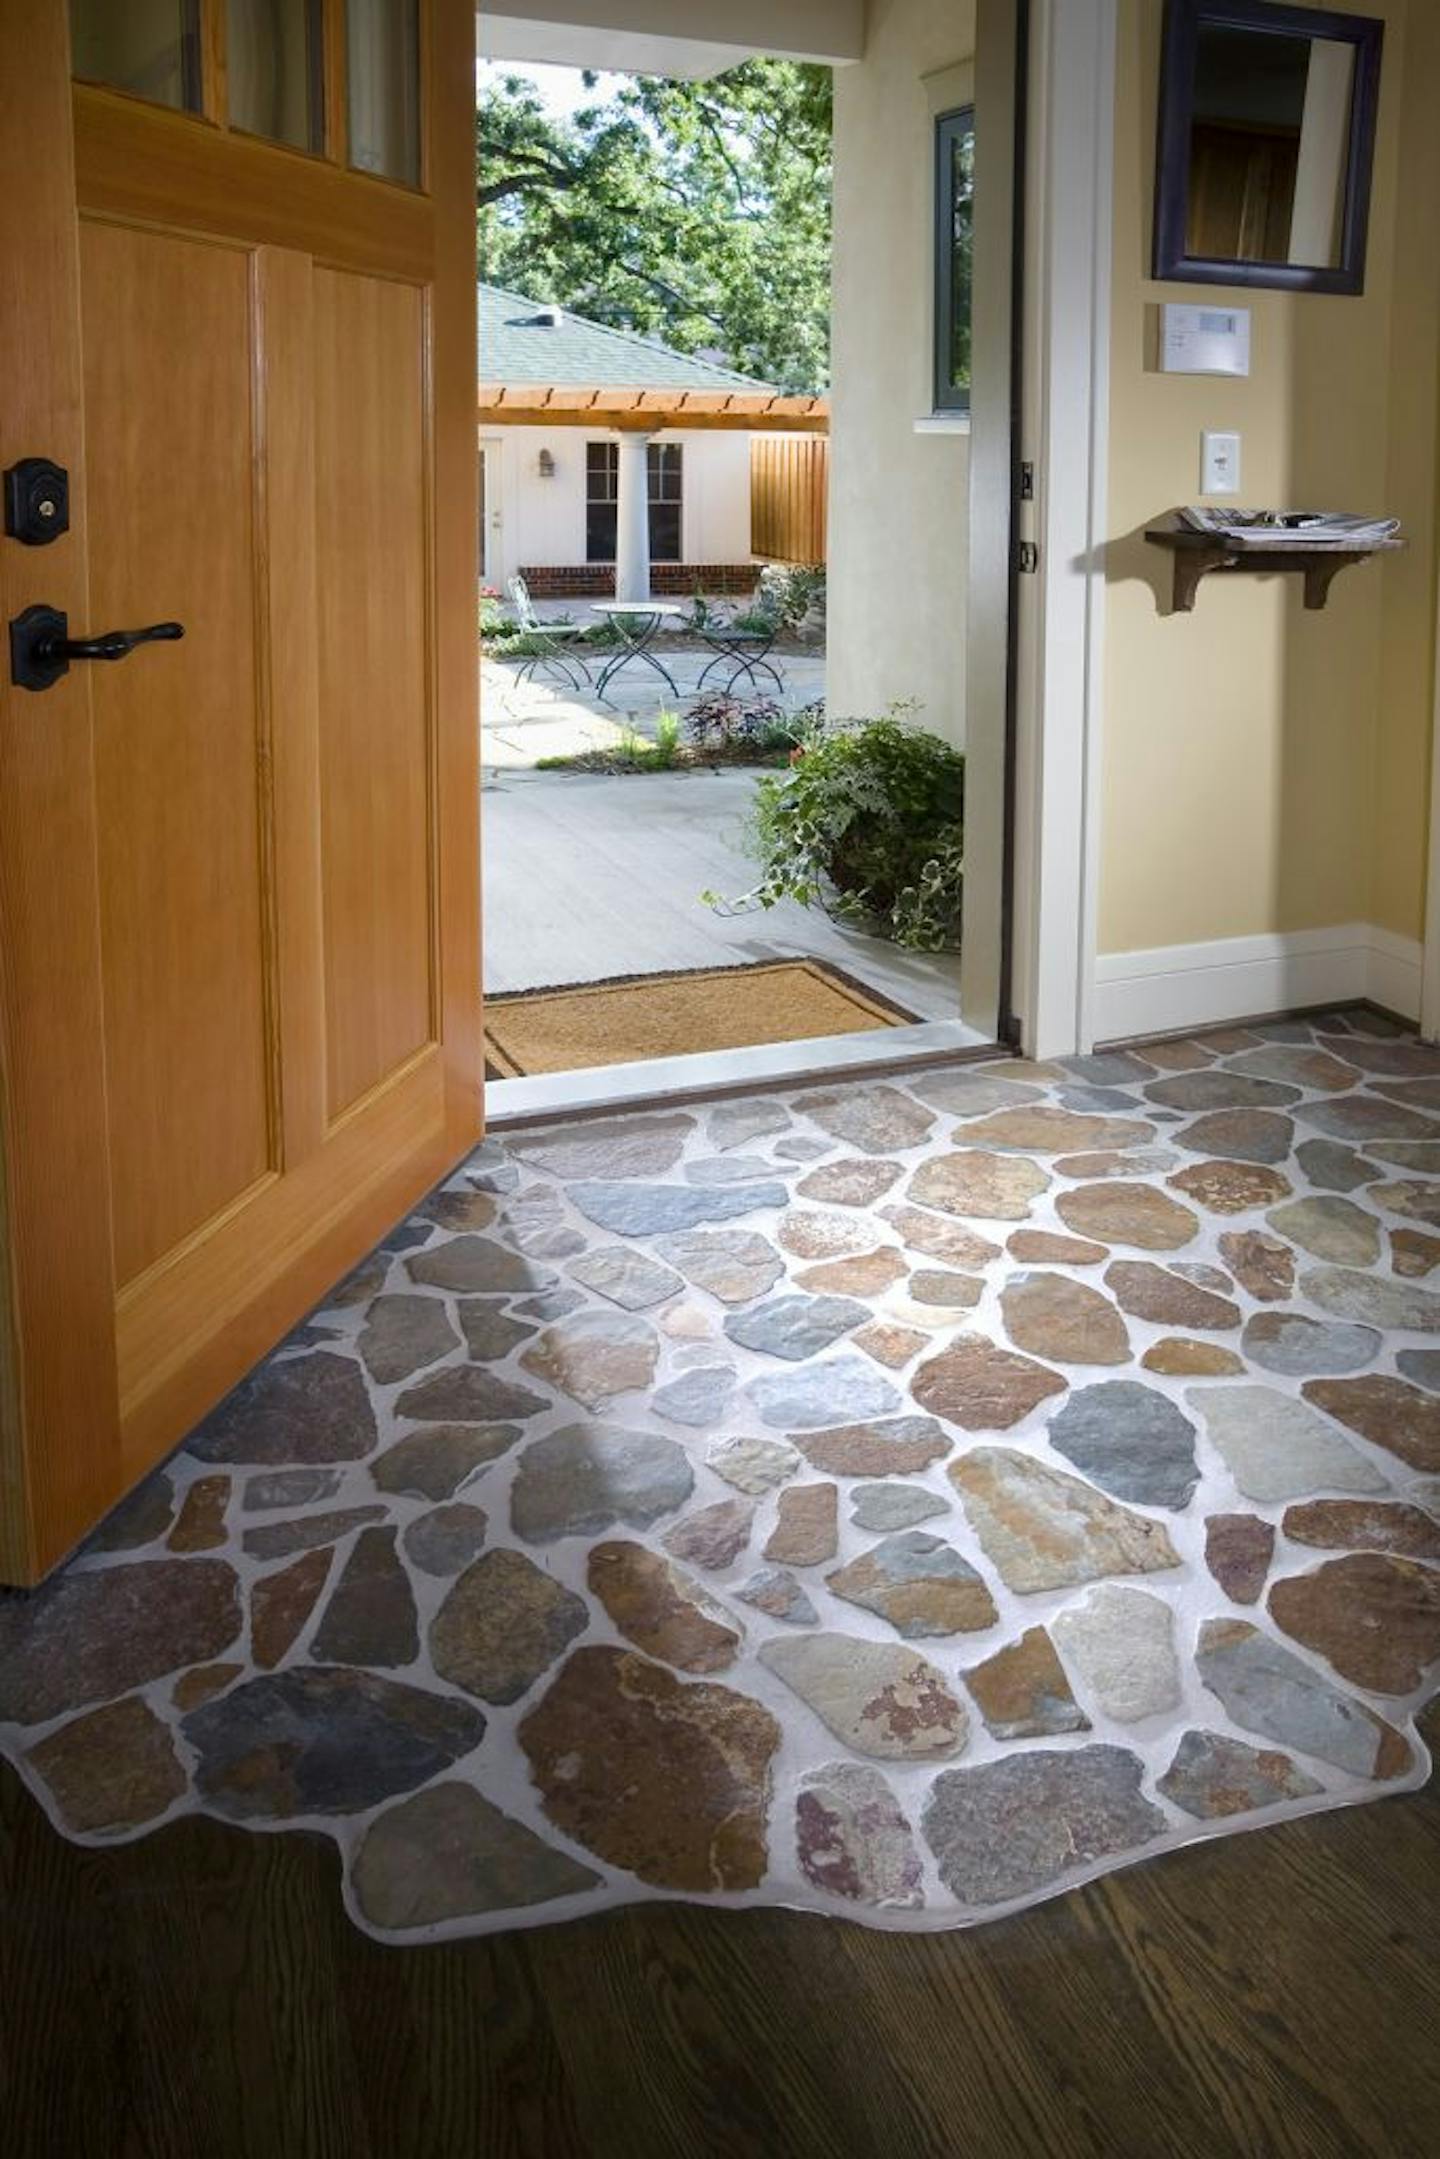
left=1160, top=303, right=1251, bottom=377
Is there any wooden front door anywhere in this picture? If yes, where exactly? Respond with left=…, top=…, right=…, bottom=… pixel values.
left=0, top=0, right=480, bottom=1585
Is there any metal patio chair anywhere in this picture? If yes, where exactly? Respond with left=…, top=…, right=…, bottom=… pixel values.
left=505, top=575, right=594, bottom=690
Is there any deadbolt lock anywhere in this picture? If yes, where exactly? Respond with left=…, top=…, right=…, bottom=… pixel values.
left=3, top=458, right=70, bottom=547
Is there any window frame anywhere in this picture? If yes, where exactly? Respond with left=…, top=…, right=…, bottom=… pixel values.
left=584, top=440, right=685, bottom=565
left=933, top=103, right=976, bottom=417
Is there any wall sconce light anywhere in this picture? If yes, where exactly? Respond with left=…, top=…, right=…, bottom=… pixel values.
left=537, top=449, right=556, bottom=479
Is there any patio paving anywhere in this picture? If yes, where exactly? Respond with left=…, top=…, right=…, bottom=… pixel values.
left=481, top=646, right=957, bottom=1021
left=481, top=647, right=827, bottom=772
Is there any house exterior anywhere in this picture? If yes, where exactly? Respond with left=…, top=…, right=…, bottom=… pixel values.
left=479, top=281, right=805, bottom=598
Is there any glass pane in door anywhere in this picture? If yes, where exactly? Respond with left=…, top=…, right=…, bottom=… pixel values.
left=347, top=0, right=421, bottom=186
left=228, top=0, right=324, bottom=151
left=70, top=0, right=201, bottom=111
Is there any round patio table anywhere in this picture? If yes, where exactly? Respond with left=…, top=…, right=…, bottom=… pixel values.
left=695, top=617, right=783, bottom=698
left=590, top=601, right=686, bottom=703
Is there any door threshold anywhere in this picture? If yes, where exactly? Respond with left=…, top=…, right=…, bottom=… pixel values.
left=485, top=1020, right=996, bottom=1127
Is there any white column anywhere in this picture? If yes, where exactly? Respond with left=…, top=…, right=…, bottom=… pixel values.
left=614, top=430, right=655, bottom=602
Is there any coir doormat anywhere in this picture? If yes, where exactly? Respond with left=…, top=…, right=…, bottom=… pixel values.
left=484, top=958, right=922, bottom=1078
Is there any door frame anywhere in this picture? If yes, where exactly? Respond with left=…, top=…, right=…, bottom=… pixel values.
left=1009, top=0, right=1116, bottom=1058
left=480, top=434, right=504, bottom=585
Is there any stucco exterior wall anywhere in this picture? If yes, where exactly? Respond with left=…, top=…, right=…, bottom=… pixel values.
left=827, top=0, right=978, bottom=747
left=1100, top=0, right=1440, bottom=957
left=481, top=426, right=755, bottom=588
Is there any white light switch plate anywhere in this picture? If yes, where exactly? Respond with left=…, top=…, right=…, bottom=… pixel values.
left=1201, top=430, right=1241, bottom=495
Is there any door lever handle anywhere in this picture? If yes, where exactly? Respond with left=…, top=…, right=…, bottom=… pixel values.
left=51, top=620, right=184, bottom=663
left=9, top=604, right=185, bottom=691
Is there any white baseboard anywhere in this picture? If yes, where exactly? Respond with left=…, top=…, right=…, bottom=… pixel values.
left=1094, top=922, right=1423, bottom=1045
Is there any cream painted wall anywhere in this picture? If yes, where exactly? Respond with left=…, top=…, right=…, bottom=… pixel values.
left=483, top=427, right=755, bottom=588
left=1100, top=0, right=1440, bottom=958
left=827, top=0, right=977, bottom=746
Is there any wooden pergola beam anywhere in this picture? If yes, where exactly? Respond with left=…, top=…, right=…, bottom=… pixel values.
left=476, top=384, right=830, bottom=434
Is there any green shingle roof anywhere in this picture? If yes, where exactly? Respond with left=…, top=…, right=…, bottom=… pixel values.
left=479, top=282, right=774, bottom=393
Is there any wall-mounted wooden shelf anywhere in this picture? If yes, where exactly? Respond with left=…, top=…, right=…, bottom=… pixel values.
left=1144, top=512, right=1404, bottom=614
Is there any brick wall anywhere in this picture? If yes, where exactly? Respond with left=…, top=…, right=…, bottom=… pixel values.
left=520, top=563, right=761, bottom=599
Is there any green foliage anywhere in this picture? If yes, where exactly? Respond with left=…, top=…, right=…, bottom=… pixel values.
left=756, top=562, right=826, bottom=636
left=721, top=711, right=965, bottom=950
left=477, top=62, right=832, bottom=392
left=653, top=709, right=681, bottom=755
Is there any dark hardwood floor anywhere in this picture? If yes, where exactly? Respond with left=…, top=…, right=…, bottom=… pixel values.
left=2, top=1706, right=1437, bottom=2159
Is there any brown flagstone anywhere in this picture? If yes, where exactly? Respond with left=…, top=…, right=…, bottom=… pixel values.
left=519, top=1312, right=660, bottom=1410
left=1175, top=1110, right=1295, bottom=1165
left=167, top=1475, right=231, bottom=1553
left=793, top=1416, right=951, bottom=1477
left=880, top=1205, right=1005, bottom=1267
left=588, top=1541, right=742, bottom=1673
left=1364, top=1179, right=1440, bottom=1229
left=1000, top=1273, right=1130, bottom=1364
left=1300, top=1375, right=1440, bottom=1474
left=853, top=1320, right=931, bottom=1370
left=948, top=1447, right=1180, bottom=1592
left=795, top=1248, right=909, bottom=1297
left=1282, top=1498, right=1440, bottom=1561
left=519, top=1646, right=781, bottom=1891
left=1158, top=1729, right=1322, bottom=1818
left=907, top=1151, right=1049, bottom=1222
left=1268, top=1554, right=1440, bottom=1694
left=430, top=1549, right=589, bottom=1705
left=171, top=1662, right=244, bottom=1712
left=1104, top=1261, right=1239, bottom=1331
left=796, top=1157, right=906, bottom=1207
left=243, top=1506, right=386, bottom=1562
left=1391, top=1228, right=1440, bottom=1278
left=1167, top=1160, right=1293, bottom=1214
left=1139, top=1037, right=1217, bottom=1071
left=1141, top=1337, right=1245, bottom=1377
left=962, top=1625, right=1089, bottom=1740
left=25, top=1696, right=186, bottom=1834
left=1204, top=1514, right=1275, bottom=1604
left=764, top=1483, right=839, bottom=1567
left=826, top=1532, right=999, bottom=1638
left=795, top=1084, right=937, bottom=1155
left=948, top=1107, right=1157, bottom=1153
left=1056, top=1183, right=1199, bottom=1252
left=908, top=1269, right=985, bottom=1308
left=1229, top=1046, right=1360, bottom=1092
left=1006, top=1230, right=1110, bottom=1266
left=911, top=1338, right=1067, bottom=1431
left=358, top=1293, right=462, bottom=1385
left=662, top=1497, right=756, bottom=1571
left=1216, top=1231, right=1295, bottom=1304
left=251, top=1547, right=333, bottom=1669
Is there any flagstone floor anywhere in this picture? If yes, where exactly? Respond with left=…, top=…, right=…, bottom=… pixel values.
left=1, top=1010, right=1438, bottom=1945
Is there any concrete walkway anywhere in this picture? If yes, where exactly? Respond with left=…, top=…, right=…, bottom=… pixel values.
left=481, top=764, right=959, bottom=1021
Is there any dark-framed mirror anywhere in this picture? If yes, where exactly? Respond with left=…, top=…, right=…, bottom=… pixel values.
left=1153, top=0, right=1384, bottom=294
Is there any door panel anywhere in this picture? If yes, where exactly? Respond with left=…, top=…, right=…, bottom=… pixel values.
left=314, top=267, right=435, bottom=1119
left=0, top=0, right=480, bottom=1584
left=82, top=219, right=274, bottom=1281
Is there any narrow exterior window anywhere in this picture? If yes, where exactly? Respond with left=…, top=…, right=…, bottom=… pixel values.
left=934, top=106, right=975, bottom=414
left=586, top=441, right=619, bottom=563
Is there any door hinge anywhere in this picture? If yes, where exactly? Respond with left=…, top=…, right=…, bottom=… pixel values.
left=1017, top=540, right=1039, bottom=575
left=1019, top=461, right=1035, bottom=501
